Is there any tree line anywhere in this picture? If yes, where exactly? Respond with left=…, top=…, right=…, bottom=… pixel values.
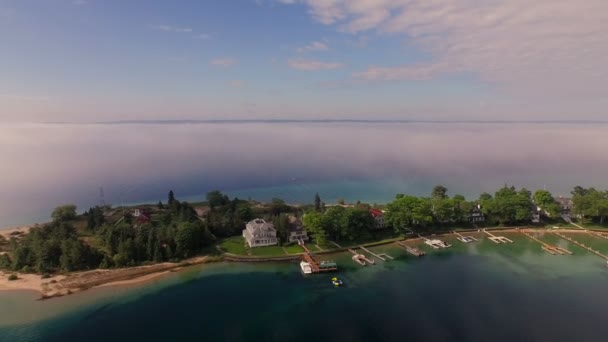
left=1, top=185, right=606, bottom=274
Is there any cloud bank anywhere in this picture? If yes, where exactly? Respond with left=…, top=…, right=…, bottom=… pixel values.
left=1, top=122, right=607, bottom=227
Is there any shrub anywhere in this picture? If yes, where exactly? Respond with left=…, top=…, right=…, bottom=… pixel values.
left=8, top=274, right=18, bottom=281
left=41, top=273, right=51, bottom=279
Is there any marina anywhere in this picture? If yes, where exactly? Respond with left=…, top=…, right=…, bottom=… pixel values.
left=483, top=229, right=513, bottom=243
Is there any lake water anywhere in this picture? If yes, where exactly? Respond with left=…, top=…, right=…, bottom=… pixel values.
left=2, top=232, right=608, bottom=341
left=2, top=121, right=608, bottom=228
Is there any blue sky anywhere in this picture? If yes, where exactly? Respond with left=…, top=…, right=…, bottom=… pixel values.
left=1, top=0, right=606, bottom=122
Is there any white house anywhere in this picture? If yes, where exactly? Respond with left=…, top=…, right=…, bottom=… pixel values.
left=242, top=218, right=278, bottom=247
left=287, top=216, right=309, bottom=243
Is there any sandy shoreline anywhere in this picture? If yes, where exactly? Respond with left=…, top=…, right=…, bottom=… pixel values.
left=0, top=256, right=212, bottom=300
left=0, top=225, right=32, bottom=240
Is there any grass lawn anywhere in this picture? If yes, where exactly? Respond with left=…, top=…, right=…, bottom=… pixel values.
left=283, top=243, right=319, bottom=254
left=218, top=236, right=249, bottom=255
left=339, top=230, right=403, bottom=247
left=250, top=246, right=287, bottom=257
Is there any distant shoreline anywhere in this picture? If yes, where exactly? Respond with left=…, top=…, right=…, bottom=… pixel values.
left=37, top=119, right=608, bottom=125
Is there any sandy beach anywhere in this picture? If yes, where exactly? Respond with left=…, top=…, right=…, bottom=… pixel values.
left=0, top=256, right=212, bottom=299
left=0, top=225, right=32, bottom=241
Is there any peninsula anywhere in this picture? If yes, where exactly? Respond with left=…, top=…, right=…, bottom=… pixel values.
left=1, top=185, right=607, bottom=299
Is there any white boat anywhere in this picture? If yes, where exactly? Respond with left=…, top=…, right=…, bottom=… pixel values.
left=425, top=239, right=451, bottom=248
left=300, top=261, right=313, bottom=274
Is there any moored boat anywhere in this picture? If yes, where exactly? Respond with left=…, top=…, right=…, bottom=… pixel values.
left=300, top=261, right=312, bottom=274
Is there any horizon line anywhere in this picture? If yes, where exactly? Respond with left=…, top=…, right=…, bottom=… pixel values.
left=35, top=119, right=608, bottom=125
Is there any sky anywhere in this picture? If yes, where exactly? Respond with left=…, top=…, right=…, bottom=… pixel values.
left=1, top=0, right=607, bottom=122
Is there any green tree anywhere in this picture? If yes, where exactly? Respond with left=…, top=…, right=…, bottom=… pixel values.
left=533, top=190, right=560, bottom=217
left=51, top=205, right=77, bottom=222
left=314, top=193, right=321, bottom=212
left=385, top=195, right=433, bottom=233
left=431, top=185, right=448, bottom=200
left=302, top=211, right=327, bottom=245
left=0, top=254, right=11, bottom=269
left=168, top=190, right=176, bottom=206
left=207, top=190, right=229, bottom=209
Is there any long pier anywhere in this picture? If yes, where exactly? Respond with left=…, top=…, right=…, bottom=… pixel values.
left=396, top=241, right=425, bottom=257
left=359, top=246, right=394, bottom=261
left=552, top=232, right=608, bottom=260
left=586, top=230, right=608, bottom=241
left=348, top=249, right=375, bottom=265
left=483, top=229, right=513, bottom=243
left=520, top=230, right=572, bottom=255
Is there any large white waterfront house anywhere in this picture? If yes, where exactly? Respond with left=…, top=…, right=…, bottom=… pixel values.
left=242, top=218, right=278, bottom=247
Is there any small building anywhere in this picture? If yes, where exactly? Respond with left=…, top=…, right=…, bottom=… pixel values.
left=556, top=197, right=573, bottom=215
left=287, top=216, right=309, bottom=243
left=370, top=209, right=386, bottom=229
left=469, top=205, right=486, bottom=223
left=531, top=207, right=541, bottom=223
left=133, top=208, right=151, bottom=224
left=242, top=218, right=278, bottom=247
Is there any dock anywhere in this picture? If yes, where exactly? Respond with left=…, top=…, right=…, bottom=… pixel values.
left=552, top=232, right=608, bottom=260
left=348, top=248, right=375, bottom=265
left=520, top=230, right=572, bottom=255
left=586, top=230, right=608, bottom=241
left=299, top=240, right=337, bottom=273
left=329, top=241, right=342, bottom=248
left=359, top=246, right=393, bottom=261
left=483, top=229, right=513, bottom=243
left=453, top=231, right=478, bottom=243
left=396, top=241, right=426, bottom=257
left=419, top=234, right=451, bottom=249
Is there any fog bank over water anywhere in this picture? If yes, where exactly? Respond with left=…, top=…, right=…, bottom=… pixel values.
left=1, top=122, right=607, bottom=227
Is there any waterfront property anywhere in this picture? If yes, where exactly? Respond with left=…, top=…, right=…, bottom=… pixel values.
left=469, top=205, right=486, bottom=224
left=370, top=209, right=386, bottom=229
left=287, top=216, right=309, bottom=243
left=242, top=219, right=278, bottom=248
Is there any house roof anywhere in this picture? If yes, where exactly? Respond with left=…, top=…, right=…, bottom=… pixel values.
left=370, top=209, right=383, bottom=217
left=247, top=218, right=275, bottom=234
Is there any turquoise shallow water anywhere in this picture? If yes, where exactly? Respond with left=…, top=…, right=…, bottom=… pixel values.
left=2, top=233, right=608, bottom=341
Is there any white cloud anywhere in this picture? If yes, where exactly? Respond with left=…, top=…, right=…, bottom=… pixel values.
left=288, top=59, right=344, bottom=71
left=296, top=41, right=329, bottom=52
left=210, top=57, right=239, bottom=67
left=280, top=0, right=608, bottom=97
left=150, top=25, right=193, bottom=33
